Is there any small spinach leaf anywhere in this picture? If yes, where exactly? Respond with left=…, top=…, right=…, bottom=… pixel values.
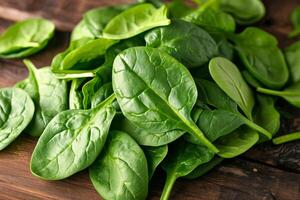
left=16, top=60, right=68, bottom=137
left=231, top=27, right=289, bottom=89
left=143, top=145, right=168, bottom=178
left=103, top=4, right=171, bottom=40
left=0, top=88, right=34, bottom=150
left=209, top=57, right=255, bottom=120
left=285, top=41, right=300, bottom=83
left=71, top=20, right=95, bottom=42
left=145, top=19, right=218, bottom=68
left=30, top=95, right=116, bottom=180
left=0, top=18, right=55, bottom=58
left=113, top=47, right=218, bottom=153
left=288, top=6, right=300, bottom=38
left=89, top=131, right=148, bottom=200
left=69, top=79, right=86, bottom=109
left=161, top=140, right=214, bottom=200
left=215, top=126, right=259, bottom=158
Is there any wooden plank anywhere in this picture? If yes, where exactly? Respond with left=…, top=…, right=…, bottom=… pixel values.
left=0, top=0, right=133, bottom=31
left=0, top=134, right=299, bottom=200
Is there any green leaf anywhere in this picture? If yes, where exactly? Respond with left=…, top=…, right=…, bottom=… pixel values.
left=16, top=60, right=68, bottom=137
left=0, top=88, right=34, bottom=150
left=161, top=140, right=214, bottom=200
left=117, top=116, right=184, bottom=146
left=83, top=5, right=130, bottom=38
left=220, top=0, right=265, bottom=24
left=91, top=83, right=114, bottom=108
left=30, top=95, right=116, bottom=180
left=257, top=82, right=300, bottom=108
left=70, top=20, right=95, bottom=42
left=0, top=18, right=55, bottom=58
left=288, top=6, right=300, bottom=38
left=145, top=19, right=218, bottom=68
left=103, top=4, right=171, bottom=40
left=215, top=126, right=259, bottom=158
left=209, top=57, right=255, bottom=120
left=285, top=41, right=300, bottom=83
left=69, top=79, right=86, bottom=109
left=113, top=47, right=218, bottom=153
left=89, top=131, right=148, bottom=200
left=59, top=39, right=118, bottom=72
left=231, top=27, right=289, bottom=89
left=184, top=156, right=223, bottom=179
left=253, top=95, right=280, bottom=137
left=143, top=145, right=168, bottom=178
left=184, top=6, right=235, bottom=33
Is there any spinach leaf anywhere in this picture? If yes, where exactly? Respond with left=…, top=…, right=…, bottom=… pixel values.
left=69, top=79, right=86, bottom=109
left=113, top=47, right=218, bottom=153
left=215, top=126, right=259, bottom=158
left=257, top=82, right=300, bottom=108
left=167, top=0, right=194, bottom=18
left=194, top=79, right=272, bottom=140
left=285, top=41, right=300, bottom=83
left=288, top=6, right=300, bottom=38
left=71, top=20, right=95, bottom=42
left=143, top=145, right=168, bottom=178
left=117, top=116, right=184, bottom=146
left=253, top=95, right=280, bottom=137
left=57, top=39, right=117, bottom=72
left=91, top=83, right=114, bottom=108
left=83, top=5, right=129, bottom=38
left=0, top=88, right=34, bottom=150
left=145, top=19, right=218, bottom=68
left=184, top=6, right=236, bottom=33
left=89, top=131, right=148, bottom=200
left=0, top=18, right=55, bottom=58
left=30, top=95, right=116, bottom=180
left=231, top=27, right=289, bottom=89
left=82, top=66, right=112, bottom=109
left=184, top=156, right=223, bottom=179
left=16, top=60, right=68, bottom=137
left=161, top=140, right=214, bottom=200
left=273, top=132, right=300, bottom=145
left=220, top=0, right=265, bottom=24
left=209, top=57, right=255, bottom=120
left=103, top=4, right=171, bottom=40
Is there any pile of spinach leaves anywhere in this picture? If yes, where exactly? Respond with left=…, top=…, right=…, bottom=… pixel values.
left=0, top=0, right=299, bottom=199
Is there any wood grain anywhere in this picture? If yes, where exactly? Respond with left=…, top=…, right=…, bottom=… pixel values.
left=0, top=0, right=299, bottom=199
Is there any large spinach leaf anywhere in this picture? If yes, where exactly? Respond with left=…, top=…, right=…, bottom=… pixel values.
left=113, top=47, right=218, bottom=153
left=161, top=140, right=214, bottom=200
left=143, top=145, right=168, bottom=178
left=0, top=18, right=55, bottom=58
left=231, top=27, right=289, bottom=89
left=89, top=131, right=148, bottom=200
left=209, top=57, right=255, bottom=120
left=0, top=88, right=34, bottom=150
left=16, top=60, right=68, bottom=137
left=145, top=19, right=218, bottom=68
left=30, top=95, right=116, bottom=180
left=103, top=3, right=170, bottom=40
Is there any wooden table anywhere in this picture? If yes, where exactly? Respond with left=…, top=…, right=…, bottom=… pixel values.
left=0, top=0, right=299, bottom=199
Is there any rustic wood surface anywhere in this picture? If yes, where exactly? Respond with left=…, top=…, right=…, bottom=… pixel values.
left=0, top=0, right=299, bottom=199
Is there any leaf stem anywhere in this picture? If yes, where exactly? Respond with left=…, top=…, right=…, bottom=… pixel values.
left=257, top=87, right=294, bottom=96
left=272, top=132, right=300, bottom=145
left=160, top=174, right=177, bottom=200
left=241, top=116, right=272, bottom=140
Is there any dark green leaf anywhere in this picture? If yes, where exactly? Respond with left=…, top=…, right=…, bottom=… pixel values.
left=143, top=145, right=168, bottom=178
